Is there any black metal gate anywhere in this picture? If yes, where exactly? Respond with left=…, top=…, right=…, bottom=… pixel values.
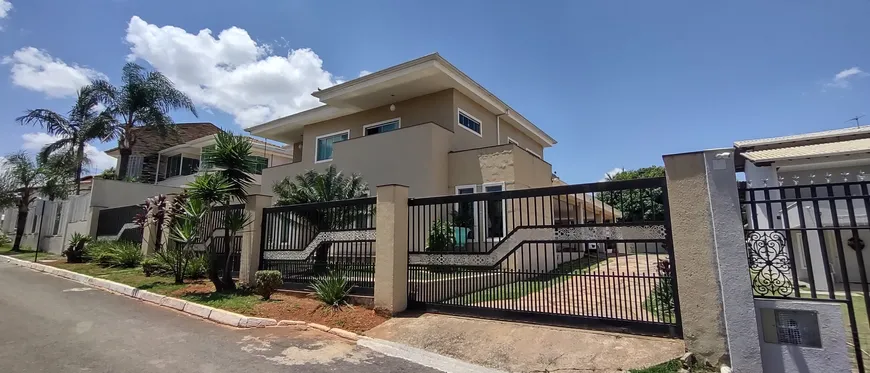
left=259, top=197, right=376, bottom=294
left=406, top=178, right=682, bottom=337
left=742, top=180, right=870, bottom=372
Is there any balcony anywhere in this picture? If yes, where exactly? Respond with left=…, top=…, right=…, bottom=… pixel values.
left=261, top=122, right=453, bottom=197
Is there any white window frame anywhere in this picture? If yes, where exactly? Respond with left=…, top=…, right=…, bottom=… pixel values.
left=314, top=129, right=351, bottom=164
left=362, top=118, right=401, bottom=136
left=454, top=185, right=478, bottom=243
left=481, top=182, right=507, bottom=240
left=507, top=137, right=519, bottom=146
left=457, top=108, right=483, bottom=137
left=526, top=148, right=542, bottom=159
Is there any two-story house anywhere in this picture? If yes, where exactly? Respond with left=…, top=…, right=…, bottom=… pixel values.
left=247, top=53, right=557, bottom=199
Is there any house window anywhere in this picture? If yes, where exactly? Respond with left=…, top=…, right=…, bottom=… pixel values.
left=507, top=137, right=519, bottom=146
left=458, top=109, right=482, bottom=136
left=201, top=145, right=215, bottom=171
left=181, top=157, right=199, bottom=176
left=364, top=118, right=400, bottom=136
left=483, top=183, right=506, bottom=238
left=315, top=130, right=350, bottom=163
left=53, top=202, right=63, bottom=235
left=250, top=156, right=268, bottom=175
left=454, top=186, right=477, bottom=242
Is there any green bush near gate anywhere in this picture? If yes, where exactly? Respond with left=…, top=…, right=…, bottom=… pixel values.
left=310, top=271, right=353, bottom=307
left=254, top=270, right=283, bottom=300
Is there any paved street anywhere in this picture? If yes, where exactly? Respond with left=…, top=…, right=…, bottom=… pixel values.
left=0, top=261, right=439, bottom=372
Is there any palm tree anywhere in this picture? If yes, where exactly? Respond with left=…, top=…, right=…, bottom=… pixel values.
left=272, top=166, right=369, bottom=273
left=0, top=153, right=45, bottom=251
left=16, top=85, right=114, bottom=193
left=187, top=132, right=255, bottom=291
left=91, top=62, right=197, bottom=179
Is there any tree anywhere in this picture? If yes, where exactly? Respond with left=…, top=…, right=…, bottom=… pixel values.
left=91, top=62, right=197, bottom=179
left=16, top=85, right=115, bottom=193
left=187, top=132, right=255, bottom=292
left=272, top=166, right=369, bottom=273
left=599, top=166, right=666, bottom=222
left=0, top=153, right=45, bottom=251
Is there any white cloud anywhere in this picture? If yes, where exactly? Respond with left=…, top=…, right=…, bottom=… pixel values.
left=21, top=132, right=116, bottom=174
left=600, top=167, right=625, bottom=182
left=2, top=47, right=107, bottom=98
left=125, top=16, right=342, bottom=128
left=359, top=70, right=372, bottom=77
left=825, top=67, right=867, bottom=89
left=0, top=0, right=12, bottom=20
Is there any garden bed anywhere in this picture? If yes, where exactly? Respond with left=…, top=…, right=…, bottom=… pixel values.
left=6, top=255, right=388, bottom=333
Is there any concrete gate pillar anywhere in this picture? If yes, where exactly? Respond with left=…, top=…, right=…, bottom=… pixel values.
left=374, top=184, right=410, bottom=314
left=662, top=149, right=762, bottom=372
left=140, top=202, right=158, bottom=256
left=239, top=194, right=272, bottom=285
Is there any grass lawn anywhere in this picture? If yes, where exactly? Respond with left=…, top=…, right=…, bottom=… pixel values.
left=48, top=261, right=188, bottom=295
left=450, top=256, right=608, bottom=304
left=629, top=359, right=717, bottom=373
left=840, top=293, right=870, bottom=369
left=0, top=246, right=61, bottom=261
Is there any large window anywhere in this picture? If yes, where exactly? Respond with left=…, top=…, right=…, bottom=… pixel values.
left=458, top=109, right=482, bottom=136
left=315, top=130, right=350, bottom=163
left=482, top=183, right=505, bottom=239
left=166, top=155, right=200, bottom=178
left=250, top=156, right=268, bottom=175
left=364, top=118, right=400, bottom=136
left=453, top=183, right=506, bottom=241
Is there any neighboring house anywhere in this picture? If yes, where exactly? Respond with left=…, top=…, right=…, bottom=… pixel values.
left=104, top=122, right=223, bottom=182
left=736, top=126, right=870, bottom=290
left=151, top=134, right=293, bottom=194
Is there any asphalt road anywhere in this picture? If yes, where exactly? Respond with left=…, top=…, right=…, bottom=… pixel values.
left=0, top=261, right=440, bottom=372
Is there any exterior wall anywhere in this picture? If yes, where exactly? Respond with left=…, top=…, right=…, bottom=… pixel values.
left=447, top=143, right=551, bottom=191
left=513, top=147, right=554, bottom=189
left=451, top=90, right=499, bottom=152
left=299, top=90, right=454, bottom=166
left=263, top=122, right=451, bottom=200
left=90, top=179, right=183, bottom=208
left=499, top=120, right=544, bottom=158
left=778, top=163, right=870, bottom=187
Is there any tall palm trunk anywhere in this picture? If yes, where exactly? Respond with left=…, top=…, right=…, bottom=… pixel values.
left=220, top=227, right=236, bottom=291
left=74, top=143, right=85, bottom=194
left=12, top=207, right=28, bottom=252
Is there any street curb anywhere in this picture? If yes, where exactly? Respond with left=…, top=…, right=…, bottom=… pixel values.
left=357, top=337, right=506, bottom=373
left=1, top=256, right=269, bottom=329
left=1, top=255, right=368, bottom=342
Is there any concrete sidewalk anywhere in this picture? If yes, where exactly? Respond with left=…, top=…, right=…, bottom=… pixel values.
left=365, top=313, right=685, bottom=373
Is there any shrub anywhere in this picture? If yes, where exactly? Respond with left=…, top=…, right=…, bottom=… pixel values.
left=87, top=241, right=143, bottom=268
left=426, top=220, right=454, bottom=252
left=62, top=233, right=92, bottom=263
left=254, top=270, right=284, bottom=300
left=653, top=258, right=676, bottom=316
left=0, top=232, right=11, bottom=247
left=184, top=254, right=208, bottom=279
left=310, top=272, right=353, bottom=307
left=142, top=257, right=160, bottom=277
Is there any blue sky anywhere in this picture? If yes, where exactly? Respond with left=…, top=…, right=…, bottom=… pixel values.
left=0, top=0, right=867, bottom=183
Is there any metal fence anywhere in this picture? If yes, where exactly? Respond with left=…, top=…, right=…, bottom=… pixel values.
left=259, top=197, right=377, bottom=294
left=742, top=180, right=870, bottom=372
left=195, top=204, right=244, bottom=275
left=96, top=204, right=143, bottom=242
left=407, top=178, right=681, bottom=337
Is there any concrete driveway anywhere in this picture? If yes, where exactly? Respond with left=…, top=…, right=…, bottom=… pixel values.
left=366, top=313, right=685, bottom=373
left=0, top=261, right=438, bottom=373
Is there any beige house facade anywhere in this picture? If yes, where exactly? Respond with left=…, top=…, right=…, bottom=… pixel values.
left=249, top=53, right=556, bottom=199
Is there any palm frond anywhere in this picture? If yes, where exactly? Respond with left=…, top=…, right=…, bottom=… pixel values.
left=16, top=109, right=72, bottom=136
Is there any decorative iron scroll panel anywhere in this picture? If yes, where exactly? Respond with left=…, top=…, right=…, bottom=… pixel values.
left=407, top=178, right=682, bottom=338
left=741, top=180, right=870, bottom=372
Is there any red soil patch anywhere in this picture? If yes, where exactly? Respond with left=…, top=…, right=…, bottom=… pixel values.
left=251, top=292, right=387, bottom=333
